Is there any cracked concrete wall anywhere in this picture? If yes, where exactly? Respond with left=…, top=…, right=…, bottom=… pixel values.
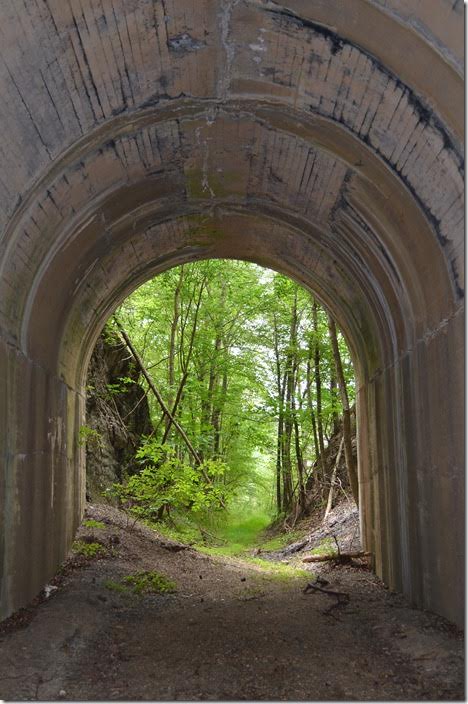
left=0, top=0, right=463, bottom=625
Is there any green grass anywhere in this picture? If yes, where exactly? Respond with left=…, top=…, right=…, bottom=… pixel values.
left=255, top=531, right=302, bottom=552
left=104, top=571, right=177, bottom=596
left=143, top=511, right=277, bottom=557
left=310, top=537, right=337, bottom=556
left=214, top=514, right=272, bottom=548
left=242, top=556, right=311, bottom=582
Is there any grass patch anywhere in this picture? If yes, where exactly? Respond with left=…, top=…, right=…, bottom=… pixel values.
left=103, top=579, right=129, bottom=594
left=122, top=571, right=176, bottom=595
left=310, top=537, right=337, bottom=557
left=213, top=514, right=272, bottom=551
left=255, top=531, right=302, bottom=552
left=72, top=540, right=106, bottom=558
left=243, top=556, right=311, bottom=582
left=104, top=571, right=176, bottom=596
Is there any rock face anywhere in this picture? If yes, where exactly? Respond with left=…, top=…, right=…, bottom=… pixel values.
left=85, top=332, right=152, bottom=499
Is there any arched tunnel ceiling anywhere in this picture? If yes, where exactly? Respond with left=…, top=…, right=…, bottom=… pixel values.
left=0, top=0, right=463, bottom=387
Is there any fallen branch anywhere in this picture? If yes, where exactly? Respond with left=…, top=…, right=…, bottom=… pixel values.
left=303, top=580, right=351, bottom=616
left=302, top=550, right=371, bottom=563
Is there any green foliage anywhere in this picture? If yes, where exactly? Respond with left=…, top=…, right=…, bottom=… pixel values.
left=82, top=519, right=106, bottom=529
left=109, top=438, right=231, bottom=520
left=78, top=425, right=102, bottom=448
left=72, top=540, right=106, bottom=558
left=105, top=376, right=135, bottom=396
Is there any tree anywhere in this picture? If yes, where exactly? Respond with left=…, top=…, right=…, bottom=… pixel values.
left=327, top=314, right=359, bottom=506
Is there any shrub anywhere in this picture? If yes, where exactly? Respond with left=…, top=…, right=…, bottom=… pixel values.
left=107, top=438, right=230, bottom=521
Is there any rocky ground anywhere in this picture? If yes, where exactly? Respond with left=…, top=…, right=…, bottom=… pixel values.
left=0, top=502, right=464, bottom=701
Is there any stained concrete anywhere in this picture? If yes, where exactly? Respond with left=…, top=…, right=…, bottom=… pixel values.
left=0, top=1, right=463, bottom=625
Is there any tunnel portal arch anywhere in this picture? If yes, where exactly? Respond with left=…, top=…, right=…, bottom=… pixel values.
left=0, top=0, right=463, bottom=625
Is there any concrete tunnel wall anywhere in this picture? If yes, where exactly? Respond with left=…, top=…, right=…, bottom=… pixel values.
left=0, top=1, right=463, bottom=625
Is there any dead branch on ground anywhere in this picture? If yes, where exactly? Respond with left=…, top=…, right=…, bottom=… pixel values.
left=302, top=550, right=371, bottom=564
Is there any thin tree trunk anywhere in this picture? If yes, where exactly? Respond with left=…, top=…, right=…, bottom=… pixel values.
left=167, top=266, right=184, bottom=420
left=282, top=292, right=298, bottom=512
left=327, top=314, right=359, bottom=506
left=306, top=351, right=322, bottom=483
left=161, top=277, right=206, bottom=443
left=312, top=300, right=326, bottom=473
left=292, top=401, right=307, bottom=512
left=324, top=435, right=344, bottom=520
left=330, top=365, right=340, bottom=435
left=273, top=314, right=285, bottom=514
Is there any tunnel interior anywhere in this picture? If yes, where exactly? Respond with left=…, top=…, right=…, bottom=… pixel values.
left=0, top=0, right=463, bottom=626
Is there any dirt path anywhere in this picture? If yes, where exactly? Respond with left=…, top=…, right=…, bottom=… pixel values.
left=0, top=505, right=463, bottom=701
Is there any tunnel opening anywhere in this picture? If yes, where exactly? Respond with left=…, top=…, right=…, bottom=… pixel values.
left=82, top=259, right=358, bottom=554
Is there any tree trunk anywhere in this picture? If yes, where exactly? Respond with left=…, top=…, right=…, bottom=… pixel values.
left=324, top=435, right=344, bottom=520
left=312, top=301, right=325, bottom=463
left=273, top=314, right=285, bottom=514
left=292, top=400, right=307, bottom=512
left=167, top=266, right=184, bottom=420
left=306, top=351, right=322, bottom=485
left=327, top=314, right=359, bottom=506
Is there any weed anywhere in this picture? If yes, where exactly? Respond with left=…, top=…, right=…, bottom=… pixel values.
left=82, top=519, right=106, bottom=530
left=103, top=579, right=129, bottom=594
left=72, top=540, right=106, bottom=558
left=78, top=425, right=102, bottom=449
left=122, top=571, right=176, bottom=595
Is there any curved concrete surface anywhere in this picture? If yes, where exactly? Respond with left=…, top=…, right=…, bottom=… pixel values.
left=0, top=0, right=463, bottom=625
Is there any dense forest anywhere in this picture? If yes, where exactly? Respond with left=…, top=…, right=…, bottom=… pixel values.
left=85, top=260, right=356, bottom=537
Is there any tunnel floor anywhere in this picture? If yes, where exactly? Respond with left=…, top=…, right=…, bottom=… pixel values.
left=0, top=505, right=463, bottom=701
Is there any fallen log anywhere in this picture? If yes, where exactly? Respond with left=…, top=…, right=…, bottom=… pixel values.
left=302, top=550, right=371, bottom=563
